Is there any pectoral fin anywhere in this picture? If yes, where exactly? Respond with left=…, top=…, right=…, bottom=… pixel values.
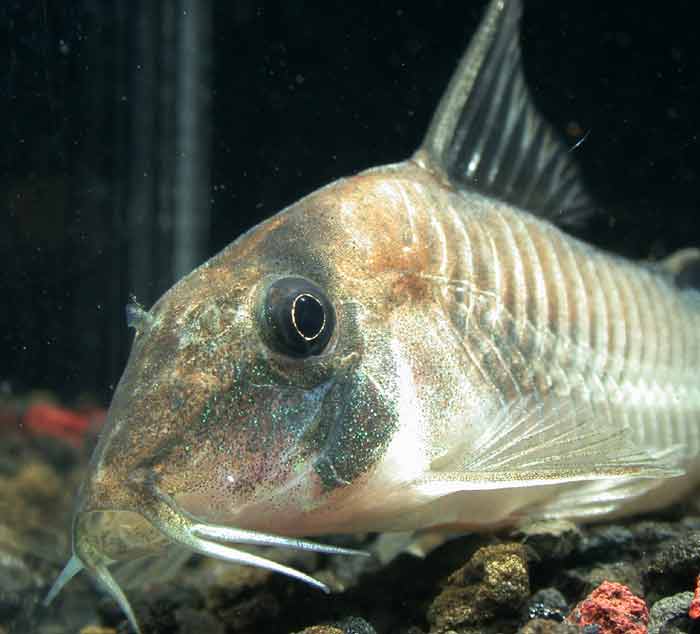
left=412, top=395, right=684, bottom=497
left=519, top=475, right=671, bottom=522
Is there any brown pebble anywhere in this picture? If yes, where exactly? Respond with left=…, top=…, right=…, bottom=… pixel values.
left=427, top=542, right=530, bottom=633
left=203, top=559, right=271, bottom=608
left=515, top=519, right=582, bottom=560
left=292, top=617, right=376, bottom=634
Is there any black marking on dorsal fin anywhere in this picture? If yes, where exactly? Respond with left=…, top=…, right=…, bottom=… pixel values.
left=415, top=0, right=594, bottom=227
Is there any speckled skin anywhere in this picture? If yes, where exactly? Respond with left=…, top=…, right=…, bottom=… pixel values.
left=75, top=158, right=700, bottom=564
left=48, top=4, right=700, bottom=631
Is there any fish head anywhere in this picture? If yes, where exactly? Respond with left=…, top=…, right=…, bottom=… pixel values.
left=66, top=167, right=436, bottom=616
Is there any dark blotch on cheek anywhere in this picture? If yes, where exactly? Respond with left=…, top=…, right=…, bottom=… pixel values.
left=311, top=371, right=396, bottom=492
left=178, top=375, right=334, bottom=500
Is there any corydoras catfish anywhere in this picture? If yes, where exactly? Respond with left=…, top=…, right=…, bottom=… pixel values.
left=47, top=0, right=700, bottom=631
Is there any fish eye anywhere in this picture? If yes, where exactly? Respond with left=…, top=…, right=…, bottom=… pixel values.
left=261, top=277, right=335, bottom=357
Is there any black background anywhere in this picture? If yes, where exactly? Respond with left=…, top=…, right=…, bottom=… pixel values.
left=2, top=1, right=699, bottom=403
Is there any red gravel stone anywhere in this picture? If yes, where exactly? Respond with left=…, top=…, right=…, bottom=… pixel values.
left=690, top=574, right=700, bottom=620
left=23, top=403, right=99, bottom=446
left=568, top=580, right=649, bottom=634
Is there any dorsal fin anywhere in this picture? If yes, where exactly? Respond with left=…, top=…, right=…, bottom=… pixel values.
left=415, top=0, right=594, bottom=227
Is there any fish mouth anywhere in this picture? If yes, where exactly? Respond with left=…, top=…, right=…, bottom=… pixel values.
left=44, top=484, right=368, bottom=634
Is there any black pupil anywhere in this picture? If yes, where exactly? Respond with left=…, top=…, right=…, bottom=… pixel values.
left=263, top=277, right=335, bottom=357
left=293, top=294, right=325, bottom=340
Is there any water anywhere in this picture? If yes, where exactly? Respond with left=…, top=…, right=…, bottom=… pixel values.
left=1, top=2, right=699, bottom=632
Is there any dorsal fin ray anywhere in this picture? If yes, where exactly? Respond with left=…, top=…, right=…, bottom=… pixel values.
left=415, top=0, right=594, bottom=227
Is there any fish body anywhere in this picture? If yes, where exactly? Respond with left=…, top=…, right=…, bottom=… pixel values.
left=170, top=158, right=700, bottom=533
left=47, top=0, right=700, bottom=631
